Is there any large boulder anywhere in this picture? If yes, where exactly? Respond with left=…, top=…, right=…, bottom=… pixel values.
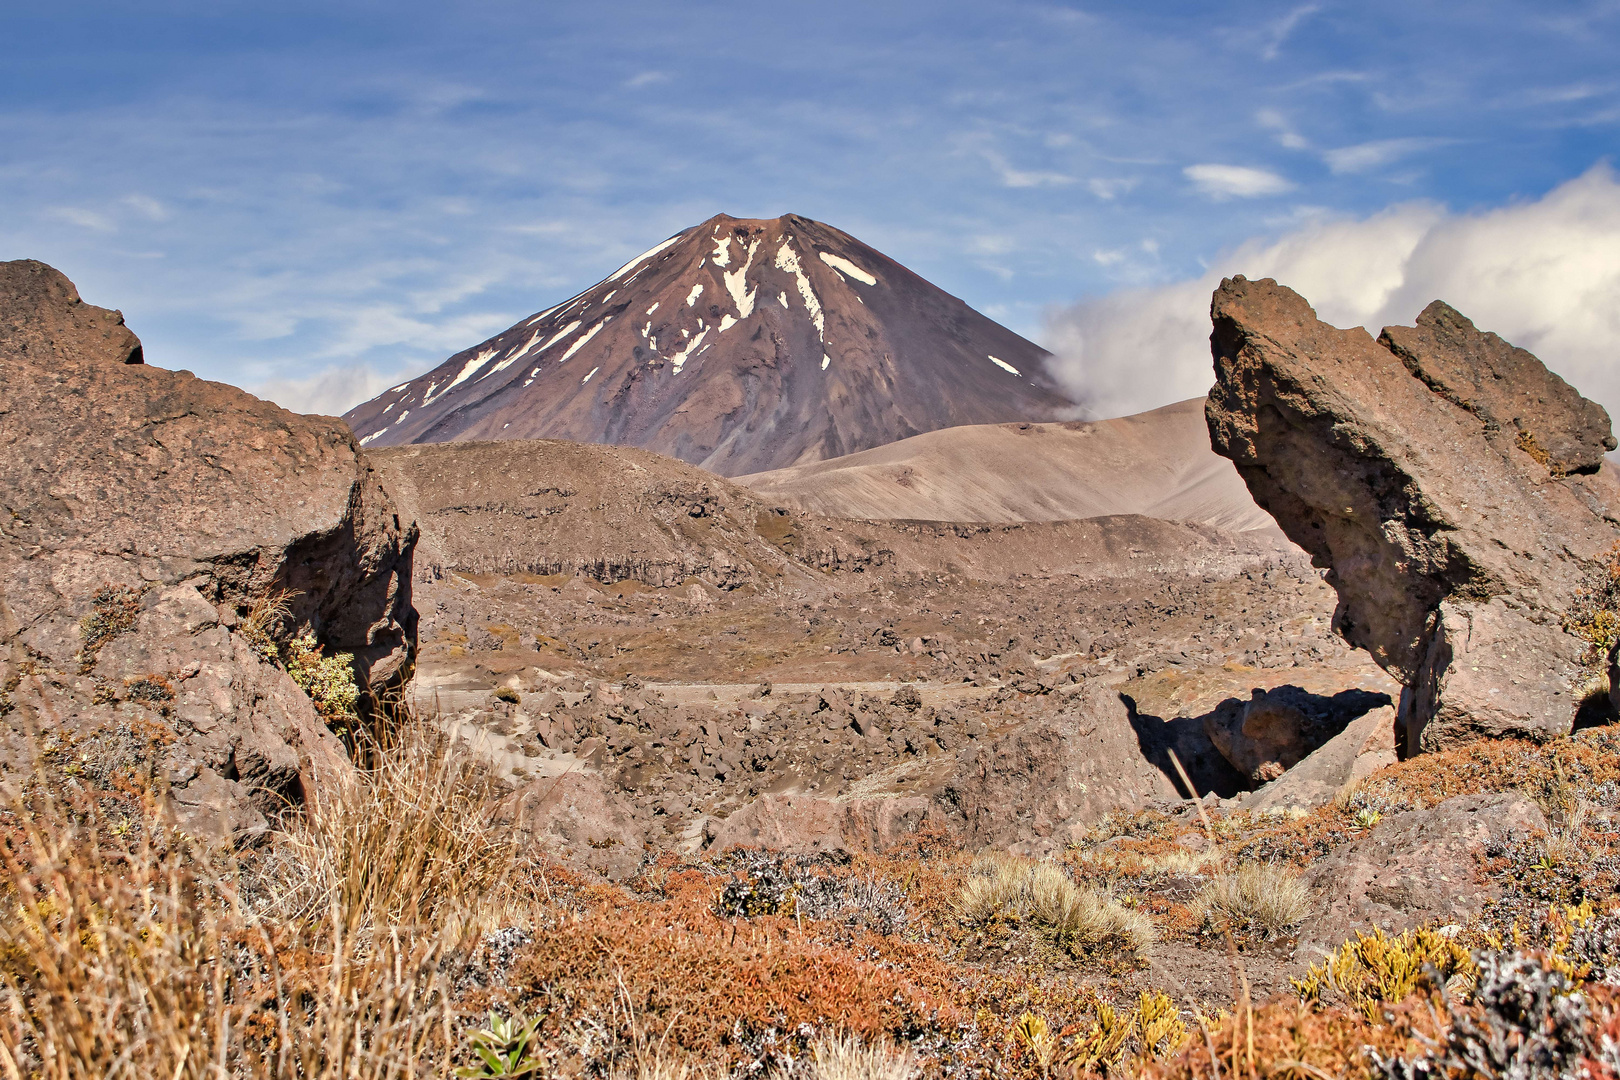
left=0, top=259, right=417, bottom=840
left=1238, top=703, right=1399, bottom=814
left=1206, top=278, right=1620, bottom=752
left=939, top=682, right=1187, bottom=855
left=1297, top=792, right=1545, bottom=954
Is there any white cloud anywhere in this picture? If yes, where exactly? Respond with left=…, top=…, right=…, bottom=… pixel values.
left=1323, top=137, right=1451, bottom=174
left=1184, top=163, right=1294, bottom=198
left=980, top=148, right=1074, bottom=189
left=252, top=362, right=408, bottom=418
left=1087, top=177, right=1138, bottom=200
left=49, top=206, right=116, bottom=231
left=1256, top=108, right=1310, bottom=150
left=1262, top=3, right=1321, bottom=61
left=624, top=71, right=669, bottom=89
left=1042, top=164, right=1620, bottom=427
left=121, top=194, right=169, bottom=221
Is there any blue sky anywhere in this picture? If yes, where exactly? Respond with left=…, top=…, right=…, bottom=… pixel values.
left=3, top=1, right=1617, bottom=415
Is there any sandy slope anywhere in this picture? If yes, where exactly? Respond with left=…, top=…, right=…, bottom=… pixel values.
left=734, top=397, right=1275, bottom=531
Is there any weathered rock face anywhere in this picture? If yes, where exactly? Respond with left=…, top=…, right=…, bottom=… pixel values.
left=1206, top=277, right=1620, bottom=751
left=1379, top=301, right=1616, bottom=476
left=1238, top=703, right=1399, bottom=814
left=1298, top=793, right=1545, bottom=953
left=0, top=259, right=418, bottom=840
left=0, top=258, right=143, bottom=367
left=939, top=683, right=1185, bottom=856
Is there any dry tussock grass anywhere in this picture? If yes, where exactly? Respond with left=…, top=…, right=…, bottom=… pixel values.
left=957, top=852, right=1156, bottom=955
left=0, top=795, right=457, bottom=1079
left=256, top=719, right=521, bottom=937
left=1194, top=862, right=1312, bottom=938
left=0, top=717, right=510, bottom=1080
left=782, top=1031, right=919, bottom=1080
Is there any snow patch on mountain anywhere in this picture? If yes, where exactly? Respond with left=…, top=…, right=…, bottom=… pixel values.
left=819, top=251, right=877, bottom=286
left=488, top=331, right=544, bottom=376
left=722, top=239, right=760, bottom=319
left=775, top=240, right=824, bottom=340
left=539, top=320, right=583, bottom=354
left=988, top=355, right=1022, bottom=376
left=607, top=232, right=684, bottom=282
left=432, top=347, right=498, bottom=403
left=671, top=327, right=709, bottom=374
left=559, top=318, right=609, bottom=363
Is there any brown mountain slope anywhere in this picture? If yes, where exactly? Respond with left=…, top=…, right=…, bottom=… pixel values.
left=732, top=398, right=1275, bottom=531
left=344, top=214, right=1075, bottom=475
left=369, top=434, right=1286, bottom=593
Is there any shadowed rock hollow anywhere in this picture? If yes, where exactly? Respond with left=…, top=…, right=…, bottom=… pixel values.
left=1206, top=276, right=1620, bottom=751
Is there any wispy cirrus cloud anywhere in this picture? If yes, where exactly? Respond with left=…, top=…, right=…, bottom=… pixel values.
left=1324, top=136, right=1454, bottom=174
left=1262, top=4, right=1323, bottom=60
left=1184, top=164, right=1295, bottom=198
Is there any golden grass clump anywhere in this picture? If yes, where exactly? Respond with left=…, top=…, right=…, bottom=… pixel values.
left=956, top=853, right=1155, bottom=955
left=1194, top=861, right=1312, bottom=937
left=257, top=718, right=521, bottom=937
left=778, top=1031, right=919, bottom=1080
left=0, top=789, right=456, bottom=1079
left=0, top=714, right=523, bottom=1079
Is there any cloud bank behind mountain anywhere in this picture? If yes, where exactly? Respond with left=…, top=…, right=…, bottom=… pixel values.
left=1043, top=165, right=1620, bottom=428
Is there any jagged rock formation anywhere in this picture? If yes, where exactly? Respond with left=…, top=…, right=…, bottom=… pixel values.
left=0, top=258, right=143, bottom=366
left=0, top=259, right=417, bottom=840
left=344, top=214, right=1075, bottom=475
left=1237, top=703, right=1399, bottom=814
left=735, top=398, right=1275, bottom=531
left=1206, top=277, right=1620, bottom=751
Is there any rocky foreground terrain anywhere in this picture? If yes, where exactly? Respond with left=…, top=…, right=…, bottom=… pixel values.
left=5, top=259, right=1620, bottom=1080
left=372, top=435, right=1397, bottom=879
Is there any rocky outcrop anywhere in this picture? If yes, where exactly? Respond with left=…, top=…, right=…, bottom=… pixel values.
left=0, top=258, right=143, bottom=367
left=1379, top=301, right=1615, bottom=476
left=940, top=683, right=1184, bottom=855
left=1297, top=792, right=1545, bottom=953
left=1238, top=703, right=1399, bottom=813
left=0, top=259, right=417, bottom=840
left=1206, top=277, right=1620, bottom=751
